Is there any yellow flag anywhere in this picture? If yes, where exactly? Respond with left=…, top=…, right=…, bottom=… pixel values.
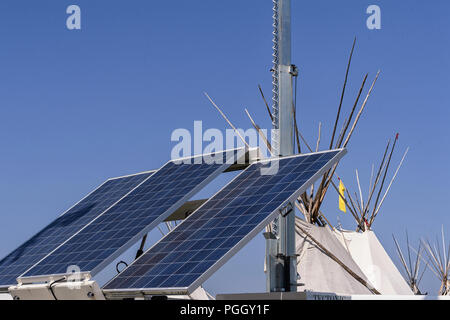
left=338, top=180, right=346, bottom=213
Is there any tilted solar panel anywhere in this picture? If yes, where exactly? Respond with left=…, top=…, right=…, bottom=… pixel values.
left=20, top=149, right=245, bottom=280
left=0, top=172, right=153, bottom=289
left=102, top=149, right=346, bottom=295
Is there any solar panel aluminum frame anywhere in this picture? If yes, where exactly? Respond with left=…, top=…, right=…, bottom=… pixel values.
left=102, top=148, right=346, bottom=297
left=54, top=170, right=157, bottom=218
left=1, top=182, right=111, bottom=292
left=107, top=171, right=157, bottom=182
left=17, top=148, right=255, bottom=285
left=12, top=171, right=158, bottom=286
left=0, top=170, right=157, bottom=292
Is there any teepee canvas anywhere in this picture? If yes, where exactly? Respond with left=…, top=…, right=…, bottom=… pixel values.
left=329, top=135, right=413, bottom=295
left=334, top=229, right=413, bottom=295
left=295, top=218, right=375, bottom=295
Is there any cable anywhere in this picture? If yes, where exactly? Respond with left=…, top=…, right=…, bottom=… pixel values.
left=116, top=260, right=128, bottom=274
left=135, top=234, right=148, bottom=259
left=48, top=277, right=66, bottom=300
left=293, top=74, right=298, bottom=154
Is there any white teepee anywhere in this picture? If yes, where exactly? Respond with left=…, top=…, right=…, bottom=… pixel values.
left=334, top=229, right=413, bottom=295
left=329, top=137, right=413, bottom=295
left=295, top=218, right=376, bottom=295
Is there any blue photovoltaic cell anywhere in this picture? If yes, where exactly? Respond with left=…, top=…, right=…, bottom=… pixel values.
left=103, top=149, right=345, bottom=293
left=0, top=172, right=152, bottom=288
left=22, top=149, right=242, bottom=278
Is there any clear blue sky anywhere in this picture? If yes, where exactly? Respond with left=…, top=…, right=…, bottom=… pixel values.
left=0, top=0, right=448, bottom=295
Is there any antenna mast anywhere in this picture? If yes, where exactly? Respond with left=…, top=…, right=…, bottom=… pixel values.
left=266, top=0, right=297, bottom=292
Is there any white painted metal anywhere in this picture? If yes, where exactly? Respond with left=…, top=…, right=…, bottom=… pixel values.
left=9, top=279, right=105, bottom=300
left=0, top=293, right=12, bottom=300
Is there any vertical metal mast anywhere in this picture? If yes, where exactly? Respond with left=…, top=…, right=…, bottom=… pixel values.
left=266, top=0, right=297, bottom=292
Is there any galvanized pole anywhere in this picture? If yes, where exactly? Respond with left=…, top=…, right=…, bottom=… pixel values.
left=266, top=0, right=297, bottom=292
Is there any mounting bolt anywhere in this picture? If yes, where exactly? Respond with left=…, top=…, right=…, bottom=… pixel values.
left=289, top=64, right=299, bottom=77
left=87, top=292, right=95, bottom=298
left=279, top=202, right=293, bottom=217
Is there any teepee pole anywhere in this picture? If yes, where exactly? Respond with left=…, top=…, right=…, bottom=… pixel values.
left=312, top=72, right=380, bottom=220
left=342, top=71, right=380, bottom=148
left=245, top=108, right=273, bottom=155
left=316, top=122, right=322, bottom=152
left=336, top=73, right=368, bottom=148
left=296, top=223, right=380, bottom=295
left=370, top=147, right=409, bottom=225
left=361, top=139, right=390, bottom=222
left=422, top=233, right=450, bottom=295
left=356, top=169, right=365, bottom=211
left=368, top=164, right=375, bottom=199
left=204, top=92, right=250, bottom=149
left=393, top=235, right=412, bottom=279
left=369, top=134, right=399, bottom=221
left=329, top=37, right=356, bottom=149
left=329, top=179, right=360, bottom=225
left=393, top=233, right=426, bottom=294
left=258, top=84, right=274, bottom=122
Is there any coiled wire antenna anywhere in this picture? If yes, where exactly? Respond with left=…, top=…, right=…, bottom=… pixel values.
left=271, top=0, right=280, bottom=155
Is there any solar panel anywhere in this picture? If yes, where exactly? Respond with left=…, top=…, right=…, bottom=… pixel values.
left=20, top=149, right=245, bottom=280
left=102, top=149, right=346, bottom=295
left=0, top=171, right=153, bottom=289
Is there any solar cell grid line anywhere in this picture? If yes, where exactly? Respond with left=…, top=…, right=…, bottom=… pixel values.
left=0, top=171, right=153, bottom=289
left=20, top=148, right=246, bottom=280
left=102, top=149, right=346, bottom=295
